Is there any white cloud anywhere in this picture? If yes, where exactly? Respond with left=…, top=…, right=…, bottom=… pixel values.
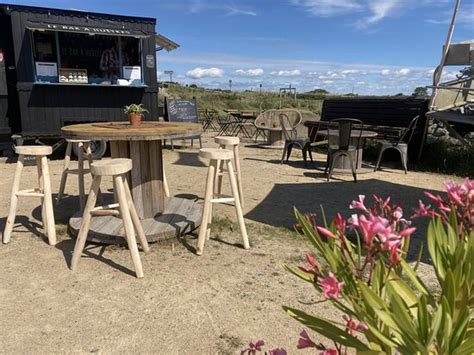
left=381, top=69, right=391, bottom=75
left=189, top=0, right=257, bottom=16
left=290, top=0, right=362, bottom=17
left=270, top=69, right=302, bottom=77
left=397, top=68, right=411, bottom=76
left=234, top=68, right=264, bottom=77
left=186, top=67, right=224, bottom=79
left=365, top=0, right=400, bottom=24
left=341, top=69, right=360, bottom=75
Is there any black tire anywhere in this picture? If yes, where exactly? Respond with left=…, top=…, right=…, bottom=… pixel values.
left=72, top=140, right=107, bottom=160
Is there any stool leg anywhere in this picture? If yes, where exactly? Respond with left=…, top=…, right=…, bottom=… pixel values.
left=216, top=159, right=225, bottom=195
left=77, top=142, right=85, bottom=210
left=41, top=155, right=56, bottom=246
left=233, top=145, right=244, bottom=208
left=36, top=157, right=48, bottom=235
left=3, top=154, right=24, bottom=244
left=57, top=142, right=72, bottom=204
left=84, top=142, right=102, bottom=204
left=70, top=175, right=101, bottom=271
left=197, top=160, right=216, bottom=255
left=226, top=160, right=250, bottom=249
left=123, top=178, right=149, bottom=253
left=115, top=175, right=144, bottom=278
left=163, top=164, right=170, bottom=198
left=206, top=188, right=214, bottom=241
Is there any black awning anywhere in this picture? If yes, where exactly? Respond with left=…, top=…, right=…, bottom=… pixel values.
left=26, top=22, right=149, bottom=38
left=155, top=33, right=179, bottom=52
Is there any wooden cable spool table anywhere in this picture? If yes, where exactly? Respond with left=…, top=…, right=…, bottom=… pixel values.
left=62, top=121, right=203, bottom=244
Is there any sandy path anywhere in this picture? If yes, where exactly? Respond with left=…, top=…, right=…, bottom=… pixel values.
left=0, top=134, right=461, bottom=353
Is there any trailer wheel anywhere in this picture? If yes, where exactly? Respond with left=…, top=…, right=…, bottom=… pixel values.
left=72, top=140, right=107, bottom=160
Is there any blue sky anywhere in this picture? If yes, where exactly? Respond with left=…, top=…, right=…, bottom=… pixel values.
left=8, top=0, right=474, bottom=94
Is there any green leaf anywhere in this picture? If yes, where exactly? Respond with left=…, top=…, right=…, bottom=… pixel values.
left=399, top=259, right=431, bottom=302
left=452, top=336, right=474, bottom=355
left=284, top=265, right=314, bottom=283
left=284, top=306, right=371, bottom=351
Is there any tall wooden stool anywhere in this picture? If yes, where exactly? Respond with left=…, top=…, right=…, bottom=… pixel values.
left=197, top=148, right=249, bottom=255
left=57, top=139, right=94, bottom=209
left=70, top=158, right=149, bottom=278
left=3, top=145, right=56, bottom=245
left=214, top=136, right=244, bottom=207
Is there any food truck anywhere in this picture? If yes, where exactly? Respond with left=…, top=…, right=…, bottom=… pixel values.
left=0, top=4, right=178, bottom=157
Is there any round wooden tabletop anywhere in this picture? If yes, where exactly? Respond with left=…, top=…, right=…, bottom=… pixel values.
left=61, top=121, right=203, bottom=141
left=318, top=129, right=378, bottom=138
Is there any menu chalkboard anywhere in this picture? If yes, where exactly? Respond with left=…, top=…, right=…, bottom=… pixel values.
left=164, top=98, right=199, bottom=123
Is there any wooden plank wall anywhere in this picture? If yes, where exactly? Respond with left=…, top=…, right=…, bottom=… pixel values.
left=7, top=6, right=158, bottom=136
left=320, top=97, right=430, bottom=160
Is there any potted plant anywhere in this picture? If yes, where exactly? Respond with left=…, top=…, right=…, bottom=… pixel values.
left=123, top=104, right=148, bottom=126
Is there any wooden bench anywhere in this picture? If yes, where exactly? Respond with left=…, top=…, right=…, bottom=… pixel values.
left=304, top=97, right=430, bottom=160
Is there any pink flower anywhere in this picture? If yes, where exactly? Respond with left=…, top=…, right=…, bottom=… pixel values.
left=389, top=244, right=401, bottom=266
left=392, top=207, right=403, bottom=221
left=297, top=330, right=317, bottom=349
left=298, top=254, right=319, bottom=277
left=444, top=181, right=464, bottom=206
left=373, top=194, right=391, bottom=209
left=348, top=214, right=359, bottom=228
left=320, top=272, right=344, bottom=300
left=320, top=348, right=338, bottom=355
left=357, top=214, right=391, bottom=249
left=350, top=195, right=367, bottom=211
left=317, top=226, right=337, bottom=239
left=399, top=227, right=416, bottom=237
left=343, top=315, right=368, bottom=336
left=334, top=213, right=346, bottom=234
left=241, top=340, right=264, bottom=355
left=412, top=200, right=436, bottom=218
left=268, top=348, right=287, bottom=355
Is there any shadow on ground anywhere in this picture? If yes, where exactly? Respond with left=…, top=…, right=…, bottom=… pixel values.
left=245, top=178, right=439, bottom=263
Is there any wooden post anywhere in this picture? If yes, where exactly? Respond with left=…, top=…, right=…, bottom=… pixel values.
left=41, top=155, right=57, bottom=246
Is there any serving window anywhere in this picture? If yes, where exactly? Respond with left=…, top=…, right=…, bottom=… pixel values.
left=31, top=30, right=144, bottom=86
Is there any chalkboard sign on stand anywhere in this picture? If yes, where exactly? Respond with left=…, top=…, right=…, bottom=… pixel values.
left=164, top=97, right=202, bottom=150
left=164, top=98, right=199, bottom=123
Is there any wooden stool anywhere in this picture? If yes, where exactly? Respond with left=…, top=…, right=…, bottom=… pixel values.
left=3, top=145, right=56, bottom=245
left=214, top=136, right=244, bottom=208
left=197, top=148, right=249, bottom=255
left=70, top=158, right=149, bottom=278
left=57, top=139, right=94, bottom=209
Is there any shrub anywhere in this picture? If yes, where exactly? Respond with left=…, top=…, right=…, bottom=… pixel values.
left=285, top=179, right=474, bottom=354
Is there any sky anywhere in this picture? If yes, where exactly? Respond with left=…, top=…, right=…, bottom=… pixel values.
left=7, top=0, right=474, bottom=94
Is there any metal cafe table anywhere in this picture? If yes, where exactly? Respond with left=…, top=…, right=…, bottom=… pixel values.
left=62, top=121, right=203, bottom=244
left=317, top=129, right=378, bottom=173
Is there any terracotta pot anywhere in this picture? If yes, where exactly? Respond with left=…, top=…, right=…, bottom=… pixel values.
left=129, top=113, right=143, bottom=126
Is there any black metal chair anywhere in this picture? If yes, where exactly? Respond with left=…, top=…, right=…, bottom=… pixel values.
left=374, top=115, right=419, bottom=174
left=325, top=118, right=363, bottom=183
left=279, top=113, right=312, bottom=166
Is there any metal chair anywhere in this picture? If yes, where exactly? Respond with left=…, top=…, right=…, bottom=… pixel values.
left=374, top=115, right=419, bottom=174
left=325, top=118, right=363, bottom=183
left=279, top=113, right=312, bottom=166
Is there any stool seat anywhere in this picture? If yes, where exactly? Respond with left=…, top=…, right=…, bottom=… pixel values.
left=15, top=145, right=52, bottom=156
left=91, top=158, right=132, bottom=176
left=214, top=136, right=240, bottom=146
left=199, top=148, right=233, bottom=161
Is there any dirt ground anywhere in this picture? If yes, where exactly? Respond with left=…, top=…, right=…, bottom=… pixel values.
left=0, top=133, right=462, bottom=353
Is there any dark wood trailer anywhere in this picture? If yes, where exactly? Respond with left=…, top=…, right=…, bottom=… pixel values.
left=0, top=4, right=175, bottom=155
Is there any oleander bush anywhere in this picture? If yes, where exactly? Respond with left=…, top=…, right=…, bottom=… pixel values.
left=284, top=179, right=474, bottom=354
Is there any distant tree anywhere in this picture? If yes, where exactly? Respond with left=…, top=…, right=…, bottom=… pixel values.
left=412, top=86, right=428, bottom=97
left=189, top=84, right=198, bottom=88
left=308, top=88, right=329, bottom=94
left=394, top=93, right=405, bottom=97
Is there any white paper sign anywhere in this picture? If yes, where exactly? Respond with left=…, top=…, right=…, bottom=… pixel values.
left=36, top=62, right=57, bottom=77
left=123, top=66, right=141, bottom=80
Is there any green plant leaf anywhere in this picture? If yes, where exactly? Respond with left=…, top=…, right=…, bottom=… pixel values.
left=284, top=306, right=371, bottom=351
